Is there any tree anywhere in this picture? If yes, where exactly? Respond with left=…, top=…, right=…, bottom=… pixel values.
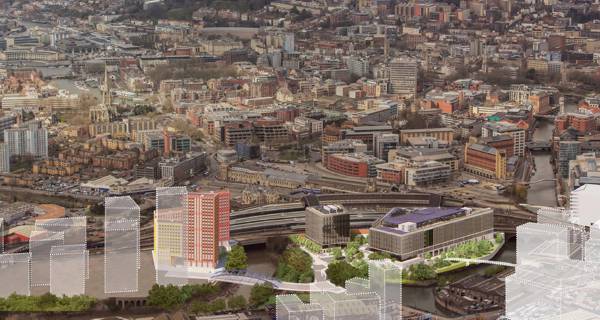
left=133, top=104, right=155, bottom=115
left=190, top=301, right=211, bottom=314
left=210, top=298, right=226, bottom=313
left=368, top=251, right=391, bottom=260
left=225, top=245, right=248, bottom=271
left=227, top=295, right=247, bottom=310
left=147, top=284, right=185, bottom=309
left=495, top=233, right=504, bottom=245
left=407, top=263, right=436, bottom=281
left=249, top=283, right=274, bottom=307
left=0, top=294, right=96, bottom=312
left=331, top=247, right=343, bottom=260
left=275, top=247, right=314, bottom=283
left=352, top=259, right=369, bottom=278
left=326, top=261, right=362, bottom=287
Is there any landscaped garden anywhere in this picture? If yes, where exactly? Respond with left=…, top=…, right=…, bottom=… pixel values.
left=431, top=235, right=504, bottom=274
left=275, top=247, right=314, bottom=283
left=291, top=233, right=505, bottom=287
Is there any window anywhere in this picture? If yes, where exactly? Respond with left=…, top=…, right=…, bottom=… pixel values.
left=424, top=229, right=433, bottom=247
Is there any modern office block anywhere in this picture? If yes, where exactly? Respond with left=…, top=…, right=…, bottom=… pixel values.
left=369, top=207, right=494, bottom=260
left=558, top=141, right=581, bottom=178
left=305, top=205, right=350, bottom=247
left=373, top=133, right=399, bottom=161
left=104, top=196, right=140, bottom=294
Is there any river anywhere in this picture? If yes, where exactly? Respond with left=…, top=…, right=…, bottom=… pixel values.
left=49, top=79, right=102, bottom=100
left=402, top=240, right=517, bottom=316
left=402, top=113, right=564, bottom=315
left=527, top=120, right=557, bottom=206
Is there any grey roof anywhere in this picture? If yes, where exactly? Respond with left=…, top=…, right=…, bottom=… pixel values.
left=382, top=207, right=465, bottom=226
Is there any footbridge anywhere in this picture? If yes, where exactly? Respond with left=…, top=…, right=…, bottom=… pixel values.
left=444, top=258, right=516, bottom=267
left=208, top=272, right=344, bottom=293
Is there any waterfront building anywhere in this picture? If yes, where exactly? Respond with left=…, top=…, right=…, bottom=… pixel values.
left=558, top=141, right=581, bottom=178
left=369, top=207, right=494, bottom=260
left=464, top=143, right=508, bottom=180
left=555, top=113, right=596, bottom=134
left=567, top=152, right=600, bottom=190
left=481, top=122, right=525, bottom=157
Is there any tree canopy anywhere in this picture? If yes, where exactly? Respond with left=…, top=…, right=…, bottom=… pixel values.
left=148, top=283, right=219, bottom=310
left=275, top=247, right=314, bottom=283
left=249, top=283, right=275, bottom=307
left=326, top=260, right=363, bottom=287
left=0, top=293, right=95, bottom=312
left=225, top=244, right=248, bottom=271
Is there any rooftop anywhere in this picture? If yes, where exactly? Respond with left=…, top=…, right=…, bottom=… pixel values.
left=382, top=207, right=465, bottom=226
left=469, top=143, right=498, bottom=155
left=400, top=127, right=454, bottom=133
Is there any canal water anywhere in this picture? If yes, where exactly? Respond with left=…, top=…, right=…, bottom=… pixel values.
left=49, top=79, right=102, bottom=99
left=401, top=240, right=517, bottom=316
left=400, top=112, right=569, bottom=314
left=527, top=120, right=557, bottom=207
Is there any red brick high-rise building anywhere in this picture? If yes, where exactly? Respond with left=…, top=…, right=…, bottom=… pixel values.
left=185, top=190, right=231, bottom=269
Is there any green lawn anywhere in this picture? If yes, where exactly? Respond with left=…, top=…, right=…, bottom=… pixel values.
left=435, top=261, right=467, bottom=274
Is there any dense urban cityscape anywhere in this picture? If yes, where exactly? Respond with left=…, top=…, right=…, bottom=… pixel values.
left=1, top=0, right=600, bottom=319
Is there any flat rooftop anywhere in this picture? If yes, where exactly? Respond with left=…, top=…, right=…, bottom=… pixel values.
left=383, top=207, right=465, bottom=226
